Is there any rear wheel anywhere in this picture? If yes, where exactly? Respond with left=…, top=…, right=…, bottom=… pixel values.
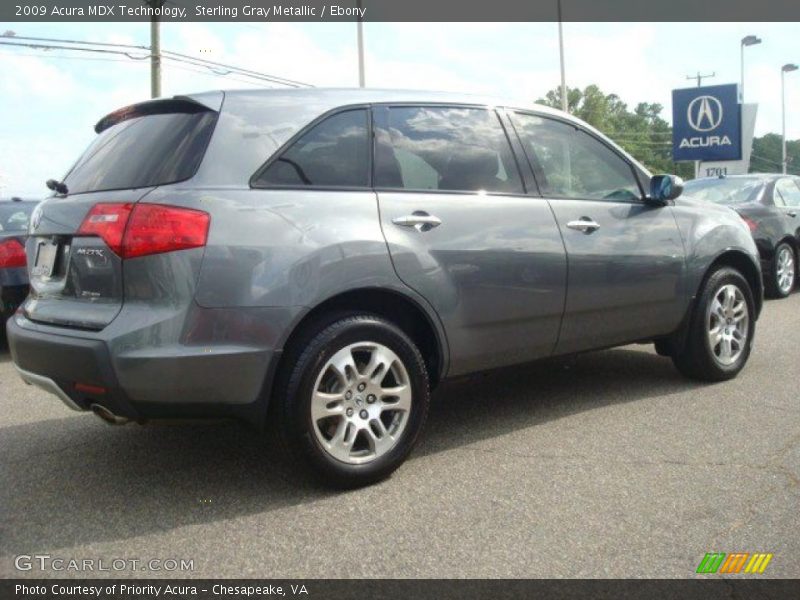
left=671, top=267, right=755, bottom=382
left=766, top=242, right=796, bottom=298
left=276, top=314, right=430, bottom=488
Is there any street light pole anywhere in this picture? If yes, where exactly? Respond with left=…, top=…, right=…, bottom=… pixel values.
left=557, top=0, right=567, bottom=112
left=782, top=63, right=798, bottom=174
left=740, top=35, right=762, bottom=102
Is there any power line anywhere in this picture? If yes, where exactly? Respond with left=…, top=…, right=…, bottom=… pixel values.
left=0, top=47, right=281, bottom=88
left=0, top=40, right=150, bottom=60
left=0, top=34, right=314, bottom=88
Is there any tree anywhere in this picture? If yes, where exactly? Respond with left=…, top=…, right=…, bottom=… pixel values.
left=750, top=133, right=800, bottom=175
left=537, top=85, right=688, bottom=179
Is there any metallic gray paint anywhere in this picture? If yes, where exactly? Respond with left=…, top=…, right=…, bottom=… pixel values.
left=378, top=191, right=566, bottom=375
left=7, top=89, right=763, bottom=424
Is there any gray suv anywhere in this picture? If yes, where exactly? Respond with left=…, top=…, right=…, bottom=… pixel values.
left=7, top=89, right=762, bottom=487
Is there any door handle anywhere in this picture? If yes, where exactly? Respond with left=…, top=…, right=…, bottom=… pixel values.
left=392, top=211, right=442, bottom=232
left=566, top=218, right=600, bottom=233
left=787, top=211, right=797, bottom=218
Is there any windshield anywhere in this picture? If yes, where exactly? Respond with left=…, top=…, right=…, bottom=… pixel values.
left=682, top=178, right=765, bottom=205
left=63, top=109, right=217, bottom=195
left=0, top=203, right=35, bottom=233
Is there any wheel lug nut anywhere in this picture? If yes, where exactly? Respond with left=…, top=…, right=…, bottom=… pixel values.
left=359, top=409, right=368, bottom=419
left=346, top=408, right=354, bottom=417
left=366, top=394, right=376, bottom=404
left=357, top=383, right=366, bottom=392
left=345, top=391, right=352, bottom=400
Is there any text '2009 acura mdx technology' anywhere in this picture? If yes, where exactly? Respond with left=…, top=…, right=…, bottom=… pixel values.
left=7, top=89, right=763, bottom=487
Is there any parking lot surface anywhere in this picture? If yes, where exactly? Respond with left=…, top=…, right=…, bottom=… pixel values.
left=1, top=294, right=798, bottom=579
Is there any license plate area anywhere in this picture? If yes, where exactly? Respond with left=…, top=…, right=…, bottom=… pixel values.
left=32, top=240, right=59, bottom=278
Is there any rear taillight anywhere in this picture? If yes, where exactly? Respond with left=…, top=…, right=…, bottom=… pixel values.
left=77, top=203, right=133, bottom=255
left=78, top=203, right=209, bottom=259
left=0, top=238, right=27, bottom=268
left=738, top=214, right=758, bottom=232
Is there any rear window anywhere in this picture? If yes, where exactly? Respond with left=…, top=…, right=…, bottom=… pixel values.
left=63, top=109, right=217, bottom=194
left=682, top=178, right=765, bottom=205
left=0, top=203, right=35, bottom=233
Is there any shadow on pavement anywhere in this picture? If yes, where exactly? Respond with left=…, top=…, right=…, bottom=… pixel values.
left=0, top=332, right=10, bottom=363
left=0, top=347, right=699, bottom=555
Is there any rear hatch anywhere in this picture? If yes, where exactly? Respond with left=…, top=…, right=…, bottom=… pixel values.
left=24, top=98, right=218, bottom=330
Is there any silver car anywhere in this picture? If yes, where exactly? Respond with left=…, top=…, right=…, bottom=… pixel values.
left=7, top=89, right=763, bottom=487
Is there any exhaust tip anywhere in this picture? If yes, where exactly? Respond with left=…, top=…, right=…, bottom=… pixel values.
left=90, top=403, right=130, bottom=426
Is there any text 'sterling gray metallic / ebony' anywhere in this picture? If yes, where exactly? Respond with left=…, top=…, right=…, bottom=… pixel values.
left=7, top=89, right=763, bottom=487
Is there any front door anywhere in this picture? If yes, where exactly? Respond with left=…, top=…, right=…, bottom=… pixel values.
left=510, top=111, right=686, bottom=354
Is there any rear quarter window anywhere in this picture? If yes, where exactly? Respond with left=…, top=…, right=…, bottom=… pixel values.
left=252, top=109, right=370, bottom=188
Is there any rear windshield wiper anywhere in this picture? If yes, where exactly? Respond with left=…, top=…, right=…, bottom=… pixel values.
left=46, top=179, right=68, bottom=195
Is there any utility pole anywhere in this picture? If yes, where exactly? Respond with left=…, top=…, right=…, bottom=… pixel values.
left=557, top=0, right=567, bottom=112
left=145, top=0, right=163, bottom=98
left=686, top=71, right=715, bottom=88
left=356, top=0, right=365, bottom=87
left=686, top=71, right=715, bottom=178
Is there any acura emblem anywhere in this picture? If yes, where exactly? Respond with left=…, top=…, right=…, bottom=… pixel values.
left=687, top=95, right=723, bottom=132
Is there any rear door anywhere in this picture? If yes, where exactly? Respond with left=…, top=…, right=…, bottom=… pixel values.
left=509, top=111, right=686, bottom=354
left=374, top=105, right=567, bottom=375
left=774, top=177, right=800, bottom=234
left=24, top=100, right=217, bottom=330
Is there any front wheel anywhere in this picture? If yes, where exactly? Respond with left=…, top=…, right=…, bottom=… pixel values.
left=672, top=267, right=755, bottom=382
left=277, top=314, right=430, bottom=488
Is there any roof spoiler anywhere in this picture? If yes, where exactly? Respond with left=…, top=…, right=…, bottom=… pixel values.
left=94, top=94, right=221, bottom=134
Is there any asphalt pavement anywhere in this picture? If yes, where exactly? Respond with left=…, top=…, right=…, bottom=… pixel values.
left=1, top=294, right=798, bottom=578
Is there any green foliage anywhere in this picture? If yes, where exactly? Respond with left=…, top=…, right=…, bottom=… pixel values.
left=537, top=84, right=692, bottom=178
left=750, top=133, right=800, bottom=175
left=535, top=84, right=792, bottom=179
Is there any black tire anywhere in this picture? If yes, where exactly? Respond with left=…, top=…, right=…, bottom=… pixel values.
left=671, top=267, right=755, bottom=382
left=274, top=313, right=430, bottom=488
left=765, top=242, right=796, bottom=299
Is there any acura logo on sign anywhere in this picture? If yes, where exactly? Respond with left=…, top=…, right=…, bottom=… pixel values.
left=687, top=95, right=724, bottom=132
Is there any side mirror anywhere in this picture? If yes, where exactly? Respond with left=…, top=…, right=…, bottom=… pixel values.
left=648, top=174, right=684, bottom=205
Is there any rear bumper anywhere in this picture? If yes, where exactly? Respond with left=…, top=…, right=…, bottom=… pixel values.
left=8, top=317, right=145, bottom=420
left=6, top=314, right=279, bottom=424
left=15, top=366, right=83, bottom=411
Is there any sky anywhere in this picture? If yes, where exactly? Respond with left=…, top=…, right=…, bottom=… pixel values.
left=0, top=20, right=798, bottom=197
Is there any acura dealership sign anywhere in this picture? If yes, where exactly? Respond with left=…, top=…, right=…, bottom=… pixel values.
left=672, top=84, right=742, bottom=162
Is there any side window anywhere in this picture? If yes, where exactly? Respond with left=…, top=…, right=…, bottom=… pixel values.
left=511, top=112, right=642, bottom=202
left=253, top=109, right=369, bottom=188
left=775, top=178, right=800, bottom=207
left=375, top=106, right=524, bottom=194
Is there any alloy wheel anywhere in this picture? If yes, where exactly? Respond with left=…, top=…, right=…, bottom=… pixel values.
left=706, top=284, right=749, bottom=366
left=310, top=342, right=412, bottom=465
left=776, top=246, right=796, bottom=295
